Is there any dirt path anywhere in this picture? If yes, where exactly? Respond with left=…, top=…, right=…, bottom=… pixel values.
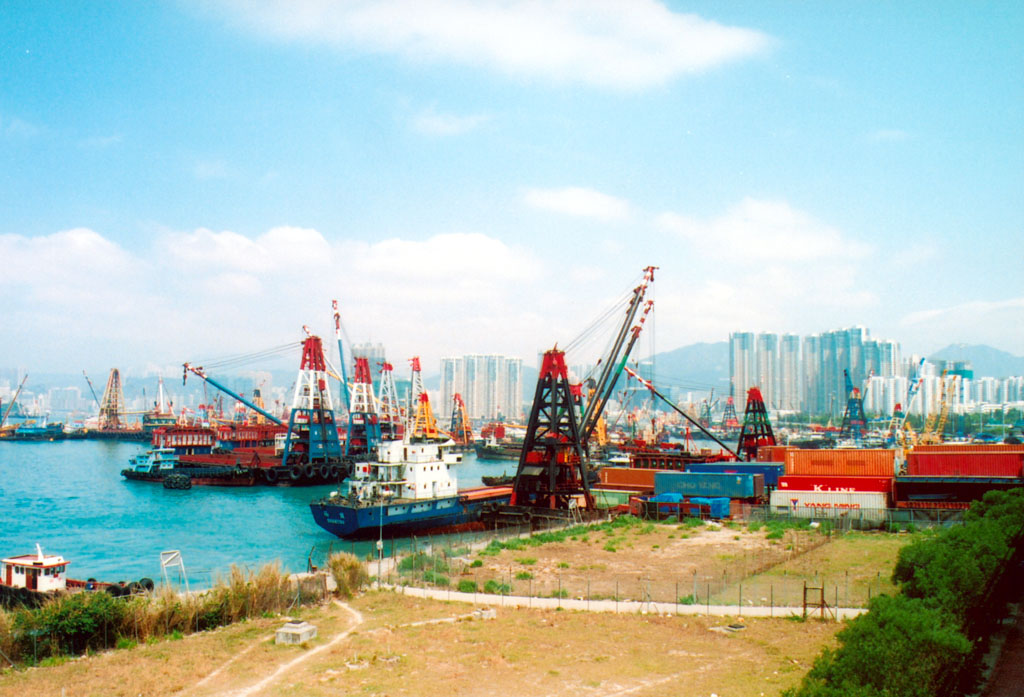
left=189, top=600, right=363, bottom=697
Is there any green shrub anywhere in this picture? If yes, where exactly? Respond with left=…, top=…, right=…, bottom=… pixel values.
left=422, top=571, right=449, bottom=587
left=484, top=580, right=511, bottom=594
left=515, top=557, right=537, bottom=566
left=457, top=580, right=478, bottom=594
left=677, top=595, right=697, bottom=605
left=515, top=571, right=533, bottom=581
left=397, top=552, right=449, bottom=574
left=469, top=559, right=483, bottom=568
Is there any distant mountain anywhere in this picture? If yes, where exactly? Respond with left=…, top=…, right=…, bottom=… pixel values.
left=636, top=341, right=730, bottom=396
left=929, top=344, right=1024, bottom=378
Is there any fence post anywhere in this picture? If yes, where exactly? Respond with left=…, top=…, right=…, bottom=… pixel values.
left=706, top=583, right=710, bottom=616
left=770, top=584, right=774, bottom=617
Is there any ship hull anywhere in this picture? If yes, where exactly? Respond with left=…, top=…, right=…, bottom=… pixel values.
left=310, top=490, right=511, bottom=539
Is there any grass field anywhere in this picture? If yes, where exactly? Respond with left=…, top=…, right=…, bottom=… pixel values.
left=0, top=524, right=916, bottom=696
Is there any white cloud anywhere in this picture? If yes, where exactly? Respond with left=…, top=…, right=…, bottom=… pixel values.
left=210, top=0, right=771, bottom=89
left=657, top=197, right=870, bottom=263
left=525, top=186, right=630, bottom=221
left=898, top=298, right=1024, bottom=354
left=412, top=107, right=490, bottom=135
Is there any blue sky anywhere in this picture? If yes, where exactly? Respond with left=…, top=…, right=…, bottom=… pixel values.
left=1, top=0, right=1021, bottom=378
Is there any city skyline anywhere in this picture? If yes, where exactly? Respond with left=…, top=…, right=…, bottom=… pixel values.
left=1, top=2, right=1022, bottom=376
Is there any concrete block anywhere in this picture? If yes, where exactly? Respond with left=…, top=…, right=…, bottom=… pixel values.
left=276, top=621, right=317, bottom=645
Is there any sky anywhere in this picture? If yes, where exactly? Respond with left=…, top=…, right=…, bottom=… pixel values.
left=1, top=0, right=1022, bottom=379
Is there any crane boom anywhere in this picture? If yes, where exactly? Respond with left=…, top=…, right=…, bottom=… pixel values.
left=332, top=300, right=351, bottom=412
left=623, top=365, right=741, bottom=459
left=82, top=370, right=101, bottom=409
left=580, top=266, right=656, bottom=443
left=1, top=374, right=28, bottom=428
left=182, top=363, right=284, bottom=426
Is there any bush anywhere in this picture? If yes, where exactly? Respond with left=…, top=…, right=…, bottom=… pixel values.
left=677, top=595, right=697, bottom=605
left=515, top=571, right=533, bottom=581
left=484, top=580, right=511, bottom=594
left=397, top=552, right=449, bottom=574
left=328, top=553, right=369, bottom=599
left=788, top=488, right=1024, bottom=697
left=469, top=559, right=483, bottom=568
left=457, top=580, right=478, bottom=594
left=422, top=571, right=449, bottom=587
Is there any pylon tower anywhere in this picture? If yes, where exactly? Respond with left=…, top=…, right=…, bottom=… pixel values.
left=510, top=349, right=593, bottom=511
left=98, top=368, right=126, bottom=430
left=346, top=356, right=380, bottom=458
left=720, top=396, right=740, bottom=429
left=737, top=387, right=776, bottom=461
left=376, top=362, right=404, bottom=441
left=449, top=393, right=473, bottom=446
left=281, top=335, right=344, bottom=468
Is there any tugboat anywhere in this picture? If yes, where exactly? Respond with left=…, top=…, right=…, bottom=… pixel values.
left=310, top=438, right=511, bottom=539
left=0, top=545, right=153, bottom=608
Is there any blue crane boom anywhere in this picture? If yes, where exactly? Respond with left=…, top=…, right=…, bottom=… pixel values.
left=182, top=363, right=284, bottom=426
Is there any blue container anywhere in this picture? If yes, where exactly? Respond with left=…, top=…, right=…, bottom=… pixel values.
left=685, top=462, right=785, bottom=488
left=690, top=496, right=731, bottom=519
left=654, top=471, right=764, bottom=499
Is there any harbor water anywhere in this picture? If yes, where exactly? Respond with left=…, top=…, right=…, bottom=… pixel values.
left=0, top=439, right=518, bottom=588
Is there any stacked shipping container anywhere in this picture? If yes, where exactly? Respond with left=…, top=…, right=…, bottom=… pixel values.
left=895, top=444, right=1024, bottom=508
left=770, top=448, right=895, bottom=520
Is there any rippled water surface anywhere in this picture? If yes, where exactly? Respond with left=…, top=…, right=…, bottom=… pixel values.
left=0, top=439, right=512, bottom=587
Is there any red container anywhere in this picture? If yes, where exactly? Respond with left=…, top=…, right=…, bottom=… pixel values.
left=912, top=444, right=1024, bottom=453
left=906, top=452, right=1023, bottom=477
left=785, top=449, right=895, bottom=477
left=778, top=475, right=893, bottom=493
left=600, top=467, right=656, bottom=488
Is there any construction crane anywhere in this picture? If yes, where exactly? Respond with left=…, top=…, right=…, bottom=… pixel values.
left=332, top=300, right=351, bottom=413
left=919, top=369, right=959, bottom=445
left=82, top=370, right=101, bottom=410
left=449, top=393, right=473, bottom=446
left=1, top=374, right=28, bottom=430
left=624, top=366, right=741, bottom=459
left=509, top=266, right=656, bottom=515
left=408, top=357, right=440, bottom=441
left=376, top=361, right=404, bottom=441
left=737, top=387, right=776, bottom=460
left=182, top=364, right=284, bottom=426
left=838, top=369, right=867, bottom=442
left=888, top=358, right=925, bottom=447
left=346, top=356, right=380, bottom=458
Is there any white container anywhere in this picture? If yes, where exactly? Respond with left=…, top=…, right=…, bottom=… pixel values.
left=769, top=489, right=890, bottom=524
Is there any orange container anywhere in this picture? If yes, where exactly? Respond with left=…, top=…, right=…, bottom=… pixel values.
left=785, top=449, right=896, bottom=477
left=599, top=467, right=656, bottom=488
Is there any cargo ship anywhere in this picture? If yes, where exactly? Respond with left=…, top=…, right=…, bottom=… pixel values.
left=310, top=438, right=512, bottom=539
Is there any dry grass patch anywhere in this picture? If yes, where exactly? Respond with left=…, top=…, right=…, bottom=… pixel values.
left=721, top=531, right=913, bottom=607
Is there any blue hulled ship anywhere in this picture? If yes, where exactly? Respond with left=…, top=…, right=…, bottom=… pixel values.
left=309, top=439, right=511, bottom=539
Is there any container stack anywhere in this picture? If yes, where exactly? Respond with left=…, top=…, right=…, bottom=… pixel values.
left=769, top=449, right=896, bottom=523
left=894, top=444, right=1024, bottom=510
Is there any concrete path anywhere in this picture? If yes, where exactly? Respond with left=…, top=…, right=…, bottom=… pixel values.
left=380, top=583, right=868, bottom=620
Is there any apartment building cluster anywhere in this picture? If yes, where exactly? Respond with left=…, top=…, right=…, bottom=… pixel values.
left=440, top=354, right=524, bottom=421
left=730, top=328, right=1024, bottom=417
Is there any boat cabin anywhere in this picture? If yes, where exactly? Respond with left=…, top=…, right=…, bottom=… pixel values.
left=1, top=545, right=69, bottom=592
